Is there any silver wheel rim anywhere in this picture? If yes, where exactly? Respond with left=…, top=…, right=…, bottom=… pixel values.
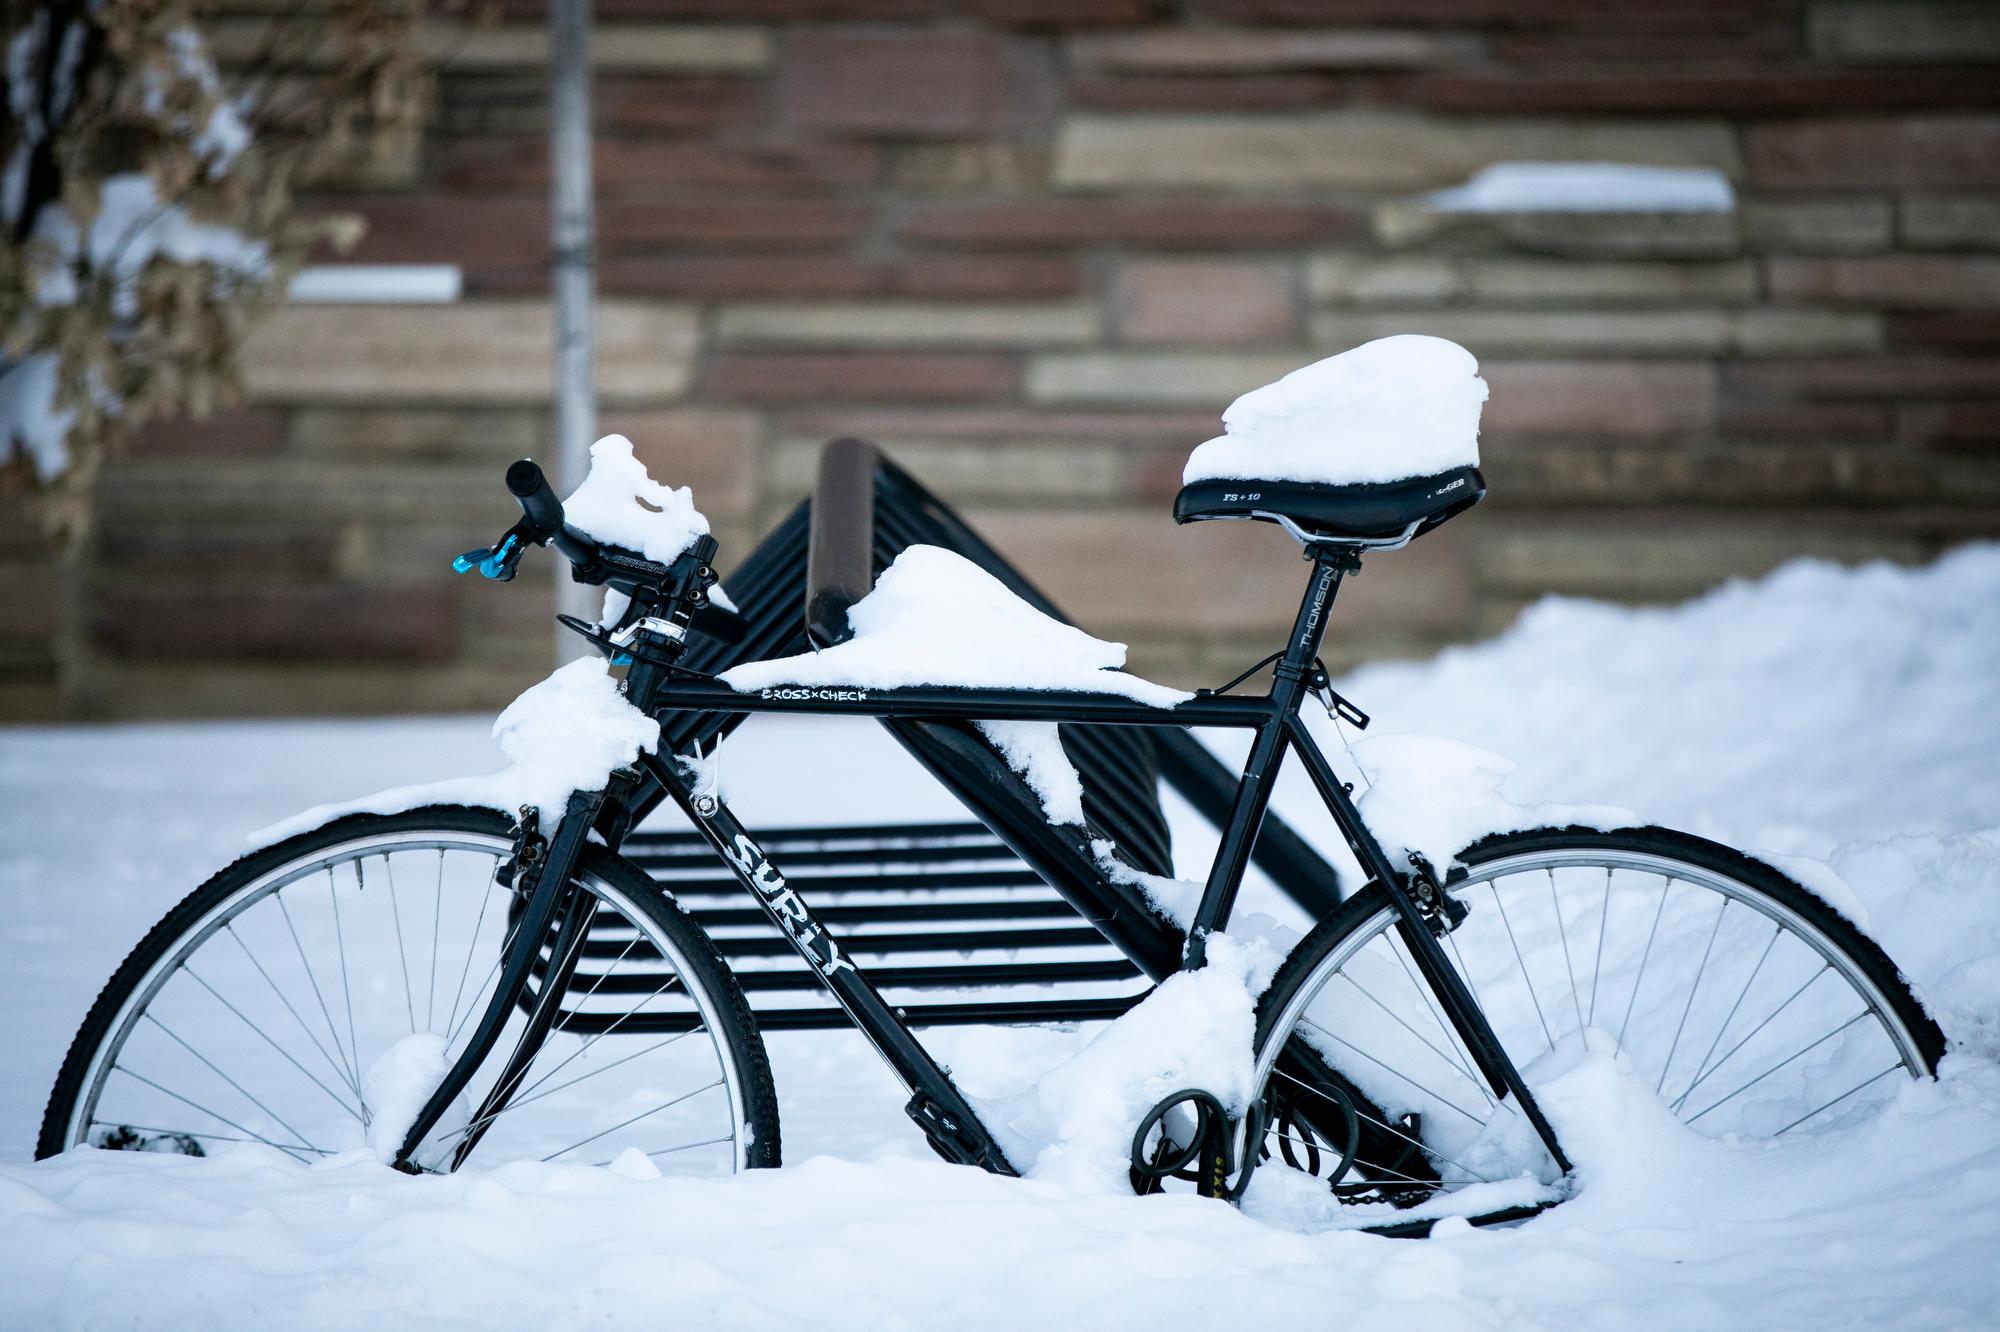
left=64, top=825, right=754, bottom=1173
left=1249, top=846, right=1932, bottom=1212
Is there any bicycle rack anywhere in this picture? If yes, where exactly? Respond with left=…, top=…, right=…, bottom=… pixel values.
left=535, top=440, right=1345, bottom=1031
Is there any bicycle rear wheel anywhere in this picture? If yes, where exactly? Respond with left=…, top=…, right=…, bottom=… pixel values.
left=1247, top=826, right=1943, bottom=1234
left=40, top=805, right=781, bottom=1173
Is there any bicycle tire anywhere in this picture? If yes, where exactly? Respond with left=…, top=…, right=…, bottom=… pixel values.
left=1248, top=825, right=1944, bottom=1234
left=39, top=805, right=782, bottom=1172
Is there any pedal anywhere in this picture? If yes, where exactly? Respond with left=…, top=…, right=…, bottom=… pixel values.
left=905, top=1091, right=1013, bottom=1174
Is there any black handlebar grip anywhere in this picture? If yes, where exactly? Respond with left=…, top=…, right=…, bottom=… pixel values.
left=505, top=459, right=565, bottom=537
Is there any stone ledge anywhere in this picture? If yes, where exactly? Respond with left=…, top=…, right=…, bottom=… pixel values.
left=1025, top=351, right=1310, bottom=406
left=1071, top=27, right=1482, bottom=72
left=1307, top=309, right=1881, bottom=357
left=1309, top=256, right=1759, bottom=307
left=1769, top=256, right=2000, bottom=308
left=241, top=301, right=698, bottom=404
left=1901, top=196, right=2000, bottom=249
left=1810, top=2, right=2000, bottom=65
left=715, top=301, right=1100, bottom=348
left=1372, top=204, right=1741, bottom=256
left=211, top=21, right=772, bottom=72
left=1055, top=112, right=1742, bottom=191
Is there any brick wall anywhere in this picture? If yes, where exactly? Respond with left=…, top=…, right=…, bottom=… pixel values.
left=5, top=0, right=1999, bottom=719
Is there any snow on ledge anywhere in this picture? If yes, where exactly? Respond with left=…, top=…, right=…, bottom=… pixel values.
left=248, top=660, right=661, bottom=848
left=1183, top=334, right=1486, bottom=488
left=1424, top=162, right=1737, bottom=215
left=288, top=265, right=463, bottom=303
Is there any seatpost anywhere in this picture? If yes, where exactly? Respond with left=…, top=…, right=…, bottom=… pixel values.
left=1275, top=545, right=1358, bottom=682
left=1182, top=546, right=1356, bottom=968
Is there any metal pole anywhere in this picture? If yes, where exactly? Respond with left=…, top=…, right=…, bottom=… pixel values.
left=549, top=0, right=597, bottom=658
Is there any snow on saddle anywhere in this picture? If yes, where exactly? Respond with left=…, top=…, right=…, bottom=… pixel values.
left=1175, top=334, right=1489, bottom=547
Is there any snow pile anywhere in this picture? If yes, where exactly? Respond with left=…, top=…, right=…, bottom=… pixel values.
left=4, top=548, right=2000, bottom=1328
left=360, top=1033, right=467, bottom=1170
left=1424, top=163, right=1736, bottom=214
left=1312, top=543, right=2000, bottom=1051
left=1348, top=733, right=1632, bottom=874
left=560, top=434, right=709, bottom=564
left=1326, top=545, right=2000, bottom=857
left=250, top=660, right=660, bottom=846
left=1183, top=335, right=1487, bottom=488
left=980, top=932, right=1285, bottom=1193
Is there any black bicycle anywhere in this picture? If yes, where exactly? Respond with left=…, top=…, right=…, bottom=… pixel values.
left=40, top=452, right=1945, bottom=1234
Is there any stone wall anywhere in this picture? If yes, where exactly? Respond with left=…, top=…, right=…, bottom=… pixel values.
left=5, top=0, right=1999, bottom=719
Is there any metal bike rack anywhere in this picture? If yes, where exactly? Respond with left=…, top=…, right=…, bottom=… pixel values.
left=602, top=439, right=1344, bottom=1030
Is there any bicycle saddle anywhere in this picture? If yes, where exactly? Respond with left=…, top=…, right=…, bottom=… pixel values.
left=1172, top=465, right=1485, bottom=546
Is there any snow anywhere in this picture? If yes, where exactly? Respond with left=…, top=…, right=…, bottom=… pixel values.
left=289, top=265, right=464, bottom=304
left=981, top=931, right=1284, bottom=1194
left=360, top=1033, right=468, bottom=1170
left=0, top=355, right=75, bottom=481
left=976, top=720, right=1086, bottom=826
left=1347, top=733, right=1632, bottom=875
left=3, top=546, right=1999, bottom=1328
left=249, top=659, right=660, bottom=846
left=1183, top=335, right=1487, bottom=488
left=30, top=173, right=268, bottom=315
left=560, top=434, right=709, bottom=565
left=1424, top=163, right=1737, bottom=214
left=722, top=545, right=1191, bottom=710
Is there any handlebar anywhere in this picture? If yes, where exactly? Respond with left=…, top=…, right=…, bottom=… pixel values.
left=506, top=459, right=566, bottom=539
left=453, top=458, right=747, bottom=647
left=503, top=459, right=602, bottom=570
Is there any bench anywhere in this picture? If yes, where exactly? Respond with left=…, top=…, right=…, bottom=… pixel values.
left=622, top=439, right=1343, bottom=1028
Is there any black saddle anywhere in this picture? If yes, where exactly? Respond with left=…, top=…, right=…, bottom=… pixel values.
left=1173, top=465, right=1484, bottom=545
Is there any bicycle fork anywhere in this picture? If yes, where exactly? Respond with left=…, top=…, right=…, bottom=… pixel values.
left=1285, top=713, right=1574, bottom=1178
left=392, top=789, right=604, bottom=1172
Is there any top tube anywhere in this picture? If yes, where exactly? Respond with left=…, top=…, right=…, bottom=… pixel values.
left=640, top=676, right=1282, bottom=729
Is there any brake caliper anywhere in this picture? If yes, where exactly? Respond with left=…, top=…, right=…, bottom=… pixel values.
left=1407, top=855, right=1469, bottom=935
left=496, top=806, right=546, bottom=892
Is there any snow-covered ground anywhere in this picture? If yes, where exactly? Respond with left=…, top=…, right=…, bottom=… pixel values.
left=2, top=546, right=1997, bottom=1329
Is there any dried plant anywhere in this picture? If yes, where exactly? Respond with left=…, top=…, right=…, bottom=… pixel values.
left=2, top=0, right=455, bottom=551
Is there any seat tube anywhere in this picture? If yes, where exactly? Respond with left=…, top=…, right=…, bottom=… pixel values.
left=1183, top=549, right=1351, bottom=968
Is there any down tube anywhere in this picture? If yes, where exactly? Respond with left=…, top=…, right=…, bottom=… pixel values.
left=648, top=756, right=1019, bottom=1174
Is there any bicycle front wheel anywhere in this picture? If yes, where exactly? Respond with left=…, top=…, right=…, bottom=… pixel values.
left=1248, top=826, right=1943, bottom=1234
left=39, top=805, right=781, bottom=1173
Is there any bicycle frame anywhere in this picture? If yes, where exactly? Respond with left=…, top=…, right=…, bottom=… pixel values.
left=397, top=543, right=1572, bottom=1184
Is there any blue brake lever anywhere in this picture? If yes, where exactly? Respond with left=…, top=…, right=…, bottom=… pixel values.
left=478, top=534, right=520, bottom=579
left=451, top=533, right=520, bottom=579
